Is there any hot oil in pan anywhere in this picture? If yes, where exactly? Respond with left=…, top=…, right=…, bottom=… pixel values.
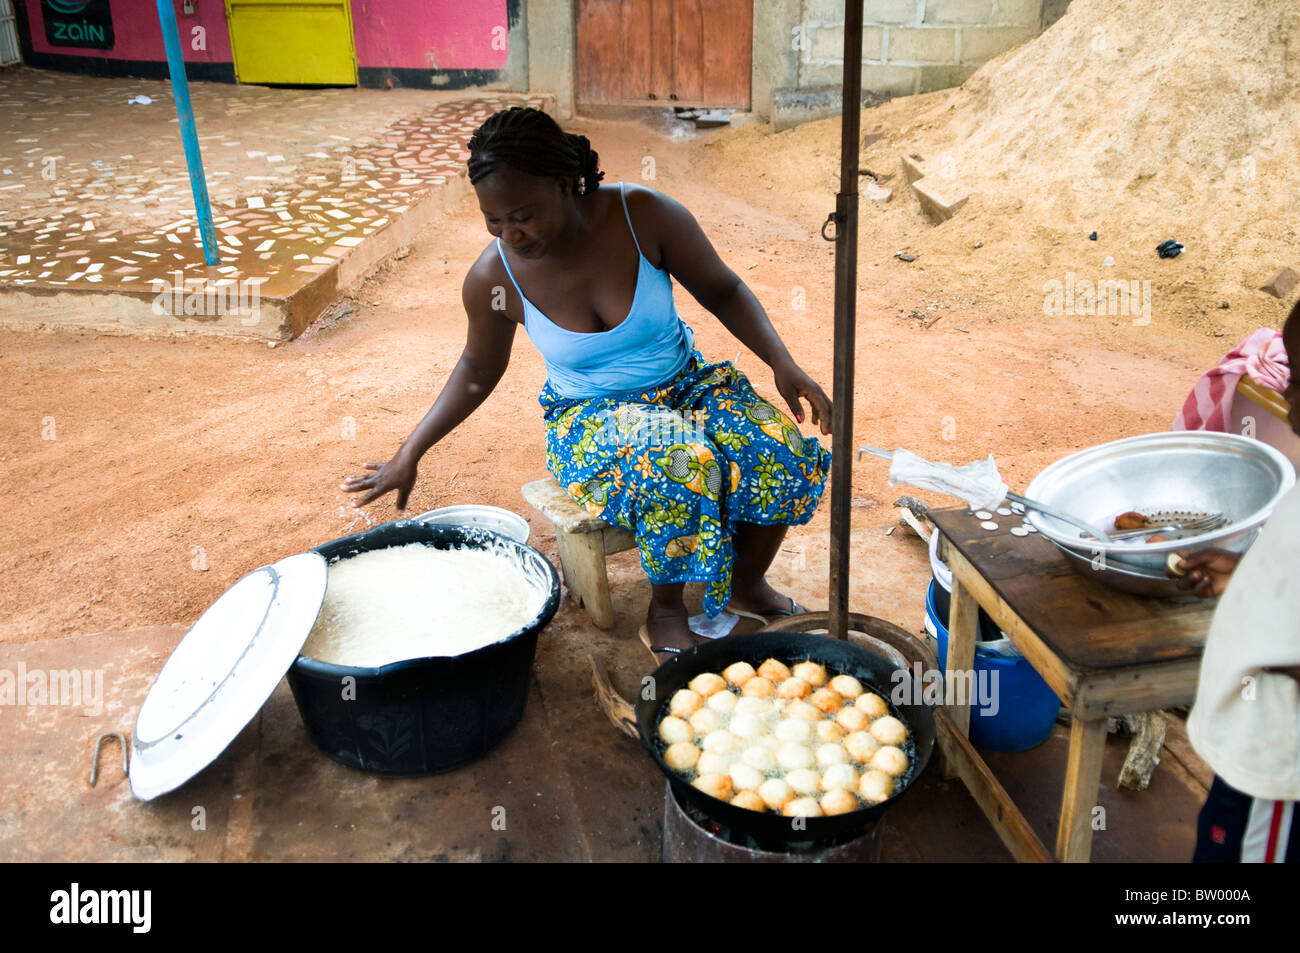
left=653, top=664, right=919, bottom=815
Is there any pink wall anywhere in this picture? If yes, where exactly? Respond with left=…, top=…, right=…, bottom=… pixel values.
left=24, top=0, right=510, bottom=70
left=25, top=0, right=233, bottom=62
left=351, top=0, right=509, bottom=70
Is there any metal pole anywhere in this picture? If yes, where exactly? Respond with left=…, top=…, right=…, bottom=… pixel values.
left=827, top=1, right=863, bottom=640
left=156, top=0, right=220, bottom=265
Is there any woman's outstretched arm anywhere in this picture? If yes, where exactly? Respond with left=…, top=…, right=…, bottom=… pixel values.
left=340, top=256, right=518, bottom=509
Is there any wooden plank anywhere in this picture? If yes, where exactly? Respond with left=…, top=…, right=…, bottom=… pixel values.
left=944, top=540, right=1077, bottom=705
left=929, top=507, right=1214, bottom=672
left=556, top=530, right=616, bottom=628
left=1070, top=658, right=1201, bottom=719
left=671, top=0, right=704, bottom=103
left=944, top=571, right=980, bottom=743
left=575, top=0, right=622, bottom=105
left=934, top=709, right=1053, bottom=863
left=620, top=0, right=654, bottom=102
left=1056, top=716, right=1107, bottom=862
left=650, top=0, right=674, bottom=101
left=699, top=0, right=751, bottom=108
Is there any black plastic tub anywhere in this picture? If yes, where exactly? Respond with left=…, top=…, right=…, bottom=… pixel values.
left=286, top=520, right=560, bottom=775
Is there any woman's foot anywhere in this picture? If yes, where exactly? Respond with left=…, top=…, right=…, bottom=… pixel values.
left=643, top=589, right=696, bottom=664
left=726, top=579, right=804, bottom=621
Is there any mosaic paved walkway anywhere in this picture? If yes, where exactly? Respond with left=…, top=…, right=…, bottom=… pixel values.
left=0, top=67, right=542, bottom=313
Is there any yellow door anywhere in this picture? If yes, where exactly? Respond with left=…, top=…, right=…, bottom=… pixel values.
left=225, top=0, right=357, bottom=86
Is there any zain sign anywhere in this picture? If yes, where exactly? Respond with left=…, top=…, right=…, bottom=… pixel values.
left=42, top=0, right=115, bottom=50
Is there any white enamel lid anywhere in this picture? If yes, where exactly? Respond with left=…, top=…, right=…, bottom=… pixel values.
left=129, top=551, right=328, bottom=801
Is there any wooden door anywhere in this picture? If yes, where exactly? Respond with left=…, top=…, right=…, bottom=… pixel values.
left=576, top=0, right=751, bottom=109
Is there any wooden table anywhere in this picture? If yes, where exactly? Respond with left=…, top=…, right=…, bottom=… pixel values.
left=928, top=506, right=1216, bottom=863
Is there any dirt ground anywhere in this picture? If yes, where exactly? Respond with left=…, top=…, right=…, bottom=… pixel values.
left=0, top=102, right=1275, bottom=648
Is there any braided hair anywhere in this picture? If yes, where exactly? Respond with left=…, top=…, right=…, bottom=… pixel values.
left=467, top=107, right=604, bottom=198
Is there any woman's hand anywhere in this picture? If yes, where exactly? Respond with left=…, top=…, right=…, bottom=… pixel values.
left=1171, top=547, right=1242, bottom=598
left=340, top=447, right=420, bottom=511
left=772, top=358, right=832, bottom=435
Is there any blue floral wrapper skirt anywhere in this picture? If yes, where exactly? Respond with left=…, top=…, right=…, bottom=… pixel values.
left=540, top=352, right=831, bottom=616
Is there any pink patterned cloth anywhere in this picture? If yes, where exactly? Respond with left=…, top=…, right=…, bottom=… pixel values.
left=1172, top=328, right=1291, bottom=432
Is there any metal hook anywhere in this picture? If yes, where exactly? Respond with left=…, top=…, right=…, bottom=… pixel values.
left=821, top=211, right=840, bottom=241
left=90, top=731, right=129, bottom=788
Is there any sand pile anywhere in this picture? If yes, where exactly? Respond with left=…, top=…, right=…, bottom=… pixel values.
left=693, top=0, right=1300, bottom=332
left=936, top=0, right=1300, bottom=228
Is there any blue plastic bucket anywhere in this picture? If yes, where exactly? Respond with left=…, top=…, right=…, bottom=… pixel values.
left=924, top=580, right=1060, bottom=752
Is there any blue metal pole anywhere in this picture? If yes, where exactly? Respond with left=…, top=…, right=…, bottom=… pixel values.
left=156, top=0, right=220, bottom=265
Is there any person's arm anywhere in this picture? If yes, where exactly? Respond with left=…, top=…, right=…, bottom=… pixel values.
left=340, top=259, right=517, bottom=509
left=635, top=187, right=832, bottom=435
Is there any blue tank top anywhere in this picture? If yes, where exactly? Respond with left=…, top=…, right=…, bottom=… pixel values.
left=495, top=182, right=695, bottom=399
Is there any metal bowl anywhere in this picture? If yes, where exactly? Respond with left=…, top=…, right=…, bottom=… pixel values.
left=1025, top=431, right=1295, bottom=576
left=412, top=504, right=530, bottom=544
left=1047, top=539, right=1200, bottom=598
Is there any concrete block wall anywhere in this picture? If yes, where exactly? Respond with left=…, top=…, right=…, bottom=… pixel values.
left=796, top=0, right=1043, bottom=98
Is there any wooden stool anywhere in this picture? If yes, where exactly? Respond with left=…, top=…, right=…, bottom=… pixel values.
left=522, top=478, right=636, bottom=628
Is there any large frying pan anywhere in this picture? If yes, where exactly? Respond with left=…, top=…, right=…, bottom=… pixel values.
left=635, top=624, right=937, bottom=849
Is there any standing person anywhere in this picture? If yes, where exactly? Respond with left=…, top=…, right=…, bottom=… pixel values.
left=342, top=107, right=832, bottom=661
left=1174, top=298, right=1300, bottom=862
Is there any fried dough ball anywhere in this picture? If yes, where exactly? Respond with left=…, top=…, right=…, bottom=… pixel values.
left=870, top=745, right=909, bottom=777
left=835, top=706, right=869, bottom=733
left=820, top=788, right=860, bottom=816
left=820, top=762, right=860, bottom=793
left=783, top=797, right=824, bottom=818
left=734, top=696, right=774, bottom=717
left=829, top=674, right=864, bottom=699
left=706, top=689, right=738, bottom=714
left=816, top=742, right=850, bottom=767
left=723, top=661, right=756, bottom=687
left=741, top=676, right=776, bottom=698
left=730, top=763, right=765, bottom=792
left=869, top=715, right=909, bottom=746
left=816, top=720, right=847, bottom=743
left=688, top=672, right=727, bottom=698
left=776, top=677, right=812, bottom=700
left=702, top=729, right=738, bottom=754
left=1114, top=510, right=1148, bottom=531
left=758, top=778, right=795, bottom=811
left=785, top=699, right=823, bottom=722
left=777, top=741, right=815, bottom=771
left=785, top=767, right=822, bottom=796
left=844, top=731, right=881, bottom=763
left=775, top=718, right=814, bottom=744
left=693, top=773, right=733, bottom=800
left=741, top=745, right=776, bottom=773
left=663, top=742, right=700, bottom=772
left=859, top=769, right=895, bottom=803
left=854, top=692, right=890, bottom=718
left=757, top=658, right=792, bottom=682
left=658, top=716, right=692, bottom=745
left=688, top=708, right=721, bottom=736
left=792, top=661, right=828, bottom=687
left=809, top=688, right=844, bottom=714
left=728, top=713, right=763, bottom=740
left=731, top=790, right=767, bottom=812
left=697, top=751, right=731, bottom=775
left=668, top=689, right=703, bottom=718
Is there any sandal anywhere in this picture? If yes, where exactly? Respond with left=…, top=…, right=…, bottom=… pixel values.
left=638, top=625, right=692, bottom=666
left=725, top=596, right=810, bottom=624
